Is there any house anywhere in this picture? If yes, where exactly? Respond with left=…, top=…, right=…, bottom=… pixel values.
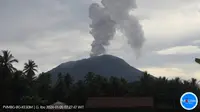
left=85, top=97, right=154, bottom=109
left=50, top=101, right=66, bottom=105
left=47, top=101, right=67, bottom=112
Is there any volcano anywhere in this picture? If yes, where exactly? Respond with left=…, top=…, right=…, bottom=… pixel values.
left=48, top=55, right=144, bottom=83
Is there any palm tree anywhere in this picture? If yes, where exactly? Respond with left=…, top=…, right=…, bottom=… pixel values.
left=0, top=50, right=18, bottom=73
left=0, top=50, right=18, bottom=104
left=23, top=60, right=38, bottom=81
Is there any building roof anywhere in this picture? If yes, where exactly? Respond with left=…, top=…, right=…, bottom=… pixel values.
left=50, top=101, right=66, bottom=105
left=86, top=97, right=154, bottom=108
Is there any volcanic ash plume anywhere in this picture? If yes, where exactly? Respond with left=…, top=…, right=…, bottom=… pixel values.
left=89, top=3, right=116, bottom=57
left=89, top=0, right=145, bottom=57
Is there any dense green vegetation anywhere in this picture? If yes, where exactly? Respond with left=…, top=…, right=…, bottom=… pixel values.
left=0, top=50, right=200, bottom=109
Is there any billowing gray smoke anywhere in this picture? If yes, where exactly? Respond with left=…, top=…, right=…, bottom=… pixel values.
left=89, top=3, right=116, bottom=57
left=89, top=0, right=145, bottom=57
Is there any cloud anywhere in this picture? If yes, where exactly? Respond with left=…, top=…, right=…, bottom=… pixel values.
left=0, top=0, right=90, bottom=43
left=0, top=0, right=94, bottom=73
left=192, top=40, right=200, bottom=44
left=141, top=5, right=200, bottom=41
left=140, top=67, right=199, bottom=80
left=156, top=45, right=200, bottom=55
left=140, top=67, right=186, bottom=78
left=1, top=0, right=200, bottom=80
left=7, top=30, right=93, bottom=73
left=193, top=71, right=200, bottom=79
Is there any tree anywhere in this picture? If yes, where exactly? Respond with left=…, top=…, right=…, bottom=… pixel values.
left=0, top=50, right=18, bottom=104
left=12, top=70, right=28, bottom=104
left=69, top=80, right=87, bottom=104
left=94, top=75, right=109, bottom=96
left=63, top=73, right=73, bottom=100
left=108, top=76, right=121, bottom=96
left=138, top=72, right=156, bottom=96
left=84, top=72, right=95, bottom=85
left=64, top=73, right=73, bottom=89
left=190, top=78, right=197, bottom=87
left=52, top=73, right=66, bottom=102
left=23, top=60, right=38, bottom=81
left=36, top=73, right=52, bottom=103
left=190, top=78, right=199, bottom=92
left=0, top=50, right=18, bottom=79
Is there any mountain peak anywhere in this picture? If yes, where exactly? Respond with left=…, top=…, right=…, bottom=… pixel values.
left=48, top=55, right=143, bottom=83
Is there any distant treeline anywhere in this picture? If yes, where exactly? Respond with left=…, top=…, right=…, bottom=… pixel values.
left=0, top=50, right=200, bottom=109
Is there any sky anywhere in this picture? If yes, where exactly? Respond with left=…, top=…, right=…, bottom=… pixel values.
left=1, top=0, right=200, bottom=80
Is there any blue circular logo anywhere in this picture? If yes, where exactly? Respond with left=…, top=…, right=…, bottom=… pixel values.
left=180, top=92, right=198, bottom=110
